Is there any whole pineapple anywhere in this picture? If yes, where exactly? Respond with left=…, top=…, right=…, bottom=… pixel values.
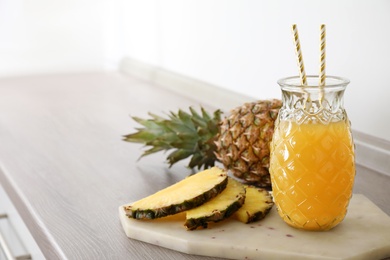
left=123, top=99, right=282, bottom=187
left=215, top=99, right=282, bottom=187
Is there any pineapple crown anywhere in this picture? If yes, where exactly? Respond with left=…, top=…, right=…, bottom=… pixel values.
left=123, top=107, right=222, bottom=169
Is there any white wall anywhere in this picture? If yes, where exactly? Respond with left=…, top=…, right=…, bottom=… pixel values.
left=120, top=0, right=390, bottom=142
left=0, top=0, right=120, bottom=76
left=1, top=0, right=390, bottom=141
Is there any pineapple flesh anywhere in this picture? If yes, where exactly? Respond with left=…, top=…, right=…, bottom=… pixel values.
left=184, top=177, right=246, bottom=230
left=124, top=167, right=228, bottom=219
left=235, top=186, right=274, bottom=224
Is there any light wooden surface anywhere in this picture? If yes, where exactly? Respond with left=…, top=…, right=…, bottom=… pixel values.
left=0, top=72, right=389, bottom=260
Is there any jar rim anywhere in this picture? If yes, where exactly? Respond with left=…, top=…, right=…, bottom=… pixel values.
left=277, top=75, right=350, bottom=89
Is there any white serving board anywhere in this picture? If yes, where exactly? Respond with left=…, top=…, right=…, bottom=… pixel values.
left=119, top=194, right=390, bottom=260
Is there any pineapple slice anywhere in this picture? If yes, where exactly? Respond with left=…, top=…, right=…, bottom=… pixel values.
left=184, top=177, right=246, bottom=230
left=124, top=167, right=228, bottom=220
left=234, top=186, right=274, bottom=224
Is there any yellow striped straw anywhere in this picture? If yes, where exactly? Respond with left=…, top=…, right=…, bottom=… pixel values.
left=319, top=24, right=326, bottom=86
left=291, top=24, right=307, bottom=85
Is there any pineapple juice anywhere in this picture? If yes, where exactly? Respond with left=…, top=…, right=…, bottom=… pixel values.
left=270, top=119, right=355, bottom=231
left=271, top=75, right=354, bottom=231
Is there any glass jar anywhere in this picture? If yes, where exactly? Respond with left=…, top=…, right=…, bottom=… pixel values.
left=269, top=75, right=355, bottom=231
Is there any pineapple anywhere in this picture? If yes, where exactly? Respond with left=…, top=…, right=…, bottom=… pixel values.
left=124, top=167, right=228, bottom=219
left=184, top=177, right=246, bottom=230
left=234, top=186, right=274, bottom=224
left=215, top=99, right=281, bottom=187
left=123, top=99, right=282, bottom=187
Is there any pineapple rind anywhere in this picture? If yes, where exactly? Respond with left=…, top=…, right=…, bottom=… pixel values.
left=215, top=99, right=282, bottom=187
left=184, top=177, right=246, bottom=230
left=124, top=167, right=228, bottom=220
left=235, top=185, right=274, bottom=224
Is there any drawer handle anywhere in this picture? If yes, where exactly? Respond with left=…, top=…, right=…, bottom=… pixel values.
left=0, top=213, right=15, bottom=260
left=0, top=214, right=32, bottom=260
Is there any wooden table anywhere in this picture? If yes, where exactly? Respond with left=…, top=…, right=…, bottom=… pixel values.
left=0, top=72, right=389, bottom=259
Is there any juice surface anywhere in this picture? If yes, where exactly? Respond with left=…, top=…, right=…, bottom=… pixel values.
left=269, top=119, right=355, bottom=231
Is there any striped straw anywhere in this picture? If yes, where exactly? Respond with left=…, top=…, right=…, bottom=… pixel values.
left=319, top=24, right=326, bottom=86
left=291, top=24, right=307, bottom=85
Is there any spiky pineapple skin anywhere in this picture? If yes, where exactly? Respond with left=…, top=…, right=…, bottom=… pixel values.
left=215, top=99, right=282, bottom=187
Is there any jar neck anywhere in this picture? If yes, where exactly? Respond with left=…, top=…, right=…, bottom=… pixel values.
left=277, top=76, right=349, bottom=124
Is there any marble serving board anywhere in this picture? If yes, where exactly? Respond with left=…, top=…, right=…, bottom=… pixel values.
left=119, top=194, right=390, bottom=260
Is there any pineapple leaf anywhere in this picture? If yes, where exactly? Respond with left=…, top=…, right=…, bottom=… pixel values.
left=128, top=116, right=171, bottom=136
left=146, top=139, right=173, bottom=149
left=171, top=139, right=196, bottom=151
left=169, top=110, right=194, bottom=130
left=209, top=110, right=222, bottom=133
left=188, top=153, right=204, bottom=169
left=148, top=112, right=166, bottom=121
left=124, top=106, right=223, bottom=170
left=189, top=107, right=202, bottom=120
left=164, top=120, right=196, bottom=135
left=140, top=146, right=167, bottom=157
left=131, top=116, right=162, bottom=130
left=177, top=109, right=193, bottom=124
left=189, top=107, right=207, bottom=128
left=191, top=116, right=208, bottom=129
left=167, top=149, right=194, bottom=166
left=123, top=131, right=158, bottom=143
left=200, top=107, right=211, bottom=121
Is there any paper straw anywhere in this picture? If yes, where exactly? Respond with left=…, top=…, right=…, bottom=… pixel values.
left=291, top=24, right=307, bottom=85
left=319, top=24, right=326, bottom=86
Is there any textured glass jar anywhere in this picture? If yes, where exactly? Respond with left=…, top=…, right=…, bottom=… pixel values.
left=269, top=75, right=355, bottom=231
